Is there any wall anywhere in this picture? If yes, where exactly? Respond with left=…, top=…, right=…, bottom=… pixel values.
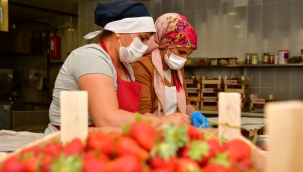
left=78, top=0, right=303, bottom=101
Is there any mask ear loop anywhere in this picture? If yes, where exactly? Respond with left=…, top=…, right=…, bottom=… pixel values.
left=118, top=38, right=122, bottom=46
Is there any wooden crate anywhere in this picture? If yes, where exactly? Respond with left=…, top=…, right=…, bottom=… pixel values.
left=200, top=76, right=224, bottom=111
left=0, top=92, right=268, bottom=172
left=250, top=94, right=276, bottom=113
left=224, top=76, right=250, bottom=94
left=186, top=76, right=201, bottom=103
left=201, top=96, right=218, bottom=111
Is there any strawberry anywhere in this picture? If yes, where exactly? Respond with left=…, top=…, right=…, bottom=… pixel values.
left=187, top=125, right=204, bottom=141
left=44, top=141, right=63, bottom=157
left=105, top=154, right=142, bottom=172
left=82, top=150, right=109, bottom=172
left=86, top=132, right=115, bottom=156
left=224, top=139, right=251, bottom=163
left=64, top=138, right=84, bottom=156
left=83, top=158, right=106, bottom=172
left=115, top=137, right=149, bottom=160
left=41, top=154, right=53, bottom=172
left=22, top=157, right=40, bottom=172
left=200, top=138, right=224, bottom=166
left=83, top=149, right=109, bottom=162
left=127, top=121, right=158, bottom=151
left=203, top=153, right=234, bottom=172
left=1, top=156, right=26, bottom=172
left=177, top=140, right=208, bottom=164
left=175, top=158, right=200, bottom=172
left=21, top=146, right=43, bottom=157
left=202, top=163, right=235, bottom=172
left=149, top=155, right=176, bottom=172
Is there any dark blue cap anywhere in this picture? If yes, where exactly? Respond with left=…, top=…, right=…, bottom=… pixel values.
left=94, top=1, right=151, bottom=27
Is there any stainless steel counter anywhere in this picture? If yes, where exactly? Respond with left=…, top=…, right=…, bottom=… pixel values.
left=199, top=110, right=264, bottom=118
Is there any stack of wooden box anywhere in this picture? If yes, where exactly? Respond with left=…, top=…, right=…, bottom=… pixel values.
left=224, top=76, right=251, bottom=112
left=185, top=76, right=201, bottom=110
left=250, top=94, right=276, bottom=113
left=200, top=76, right=224, bottom=111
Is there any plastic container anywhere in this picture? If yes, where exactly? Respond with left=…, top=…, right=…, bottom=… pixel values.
left=278, top=50, right=289, bottom=64
left=210, top=58, right=218, bottom=65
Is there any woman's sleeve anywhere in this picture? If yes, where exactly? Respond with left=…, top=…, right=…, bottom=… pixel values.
left=131, top=58, right=153, bottom=114
left=181, top=67, right=191, bottom=105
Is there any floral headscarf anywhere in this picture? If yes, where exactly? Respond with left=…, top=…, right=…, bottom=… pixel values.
left=148, top=13, right=198, bottom=116
left=155, top=13, right=197, bottom=50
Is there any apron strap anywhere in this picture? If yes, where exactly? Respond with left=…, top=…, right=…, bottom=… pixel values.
left=99, top=40, right=134, bottom=82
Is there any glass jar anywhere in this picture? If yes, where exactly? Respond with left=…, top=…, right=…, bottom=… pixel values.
left=251, top=53, right=258, bottom=64
left=268, top=54, right=275, bottom=64
left=245, top=53, right=252, bottom=64
left=263, top=53, right=269, bottom=64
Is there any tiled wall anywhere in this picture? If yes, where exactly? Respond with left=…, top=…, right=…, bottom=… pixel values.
left=78, top=0, right=303, bottom=101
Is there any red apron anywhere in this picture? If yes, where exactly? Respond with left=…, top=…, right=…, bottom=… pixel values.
left=100, top=41, right=142, bottom=113
left=54, top=42, right=142, bottom=131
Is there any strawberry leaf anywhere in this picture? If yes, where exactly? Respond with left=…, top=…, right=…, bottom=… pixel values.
left=188, top=141, right=209, bottom=161
left=51, top=155, right=82, bottom=172
left=210, top=153, right=231, bottom=167
left=163, top=124, right=189, bottom=148
left=150, top=142, right=177, bottom=161
left=135, top=113, right=142, bottom=121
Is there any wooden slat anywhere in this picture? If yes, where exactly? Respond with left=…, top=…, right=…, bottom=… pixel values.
left=265, top=101, right=303, bottom=172
left=60, top=91, right=88, bottom=143
left=218, top=92, right=265, bottom=172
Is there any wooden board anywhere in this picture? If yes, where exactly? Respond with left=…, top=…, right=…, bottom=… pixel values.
left=188, top=97, right=201, bottom=102
left=200, top=105, right=218, bottom=111
left=201, top=76, right=223, bottom=85
left=265, top=101, right=303, bottom=172
left=224, top=87, right=249, bottom=94
left=60, top=91, right=88, bottom=143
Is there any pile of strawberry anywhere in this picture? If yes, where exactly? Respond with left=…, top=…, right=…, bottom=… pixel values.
left=1, top=120, right=259, bottom=172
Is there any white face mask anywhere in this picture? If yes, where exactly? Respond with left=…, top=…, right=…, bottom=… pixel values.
left=164, top=50, right=187, bottom=70
left=119, top=34, right=148, bottom=63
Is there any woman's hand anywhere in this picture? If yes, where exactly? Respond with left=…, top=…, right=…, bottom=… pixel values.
left=161, top=113, right=191, bottom=126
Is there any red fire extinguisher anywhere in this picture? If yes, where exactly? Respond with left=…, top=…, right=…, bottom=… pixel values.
left=50, top=29, right=61, bottom=59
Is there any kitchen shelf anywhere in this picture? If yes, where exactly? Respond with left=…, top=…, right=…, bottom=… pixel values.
left=185, top=64, right=303, bottom=68
left=199, top=110, right=264, bottom=118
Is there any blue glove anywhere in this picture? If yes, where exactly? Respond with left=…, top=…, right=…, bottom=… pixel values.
left=190, top=111, right=210, bottom=128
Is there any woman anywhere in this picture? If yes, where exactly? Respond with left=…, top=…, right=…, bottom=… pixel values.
left=131, top=13, right=210, bottom=128
left=44, top=2, right=190, bottom=135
